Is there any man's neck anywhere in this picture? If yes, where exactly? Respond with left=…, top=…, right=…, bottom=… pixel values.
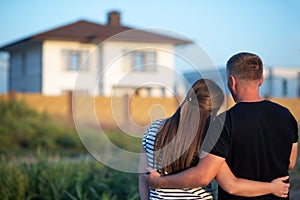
left=235, top=96, right=264, bottom=103
left=234, top=88, right=263, bottom=103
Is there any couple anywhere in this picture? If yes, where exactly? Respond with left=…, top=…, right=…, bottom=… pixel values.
left=139, top=52, right=298, bottom=199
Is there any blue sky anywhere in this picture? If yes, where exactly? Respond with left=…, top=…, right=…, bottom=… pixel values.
left=0, top=0, right=300, bottom=92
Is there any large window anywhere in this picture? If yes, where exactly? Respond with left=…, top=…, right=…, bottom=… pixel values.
left=62, top=50, right=89, bottom=71
left=123, top=50, right=157, bottom=72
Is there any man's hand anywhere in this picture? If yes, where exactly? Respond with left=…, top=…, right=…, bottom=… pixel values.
left=143, top=154, right=225, bottom=190
left=270, top=176, right=290, bottom=198
left=144, top=168, right=162, bottom=189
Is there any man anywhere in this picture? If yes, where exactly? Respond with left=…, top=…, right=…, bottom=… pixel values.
left=145, top=52, right=298, bottom=199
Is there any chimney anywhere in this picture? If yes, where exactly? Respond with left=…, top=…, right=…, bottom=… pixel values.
left=107, top=11, right=121, bottom=26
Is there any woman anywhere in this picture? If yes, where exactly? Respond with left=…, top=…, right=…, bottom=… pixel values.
left=139, top=79, right=289, bottom=199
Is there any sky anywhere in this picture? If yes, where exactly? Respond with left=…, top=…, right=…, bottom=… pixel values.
left=0, top=0, right=300, bottom=92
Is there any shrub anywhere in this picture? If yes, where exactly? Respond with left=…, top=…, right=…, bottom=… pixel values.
left=0, top=153, right=139, bottom=200
left=0, top=99, right=84, bottom=153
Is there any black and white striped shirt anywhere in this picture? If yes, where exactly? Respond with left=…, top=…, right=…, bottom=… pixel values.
left=142, top=120, right=213, bottom=200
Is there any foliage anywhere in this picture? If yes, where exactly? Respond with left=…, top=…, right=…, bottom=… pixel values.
left=0, top=99, right=299, bottom=199
left=0, top=99, right=141, bottom=199
left=0, top=99, right=84, bottom=153
left=0, top=152, right=139, bottom=200
left=104, top=130, right=141, bottom=153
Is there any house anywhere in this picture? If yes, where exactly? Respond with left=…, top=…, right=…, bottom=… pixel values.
left=0, top=53, right=8, bottom=93
left=261, top=67, right=300, bottom=98
left=183, top=66, right=300, bottom=98
left=0, top=11, right=191, bottom=97
left=183, top=68, right=229, bottom=94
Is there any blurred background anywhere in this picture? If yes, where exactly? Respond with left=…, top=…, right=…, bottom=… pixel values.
left=0, top=0, right=299, bottom=199
left=1, top=0, right=300, bottom=93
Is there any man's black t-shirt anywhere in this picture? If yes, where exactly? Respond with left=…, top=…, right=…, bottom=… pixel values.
left=209, top=100, right=298, bottom=200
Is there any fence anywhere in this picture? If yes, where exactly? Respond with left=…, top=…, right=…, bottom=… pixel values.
left=1, top=92, right=300, bottom=130
left=0, top=92, right=181, bottom=130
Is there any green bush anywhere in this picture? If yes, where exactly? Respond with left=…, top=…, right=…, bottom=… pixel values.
left=0, top=99, right=142, bottom=199
left=0, top=152, right=139, bottom=200
left=105, top=130, right=141, bottom=152
left=0, top=99, right=84, bottom=153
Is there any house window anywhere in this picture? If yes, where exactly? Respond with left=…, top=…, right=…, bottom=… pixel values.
left=21, top=51, right=27, bottom=76
left=146, top=87, right=151, bottom=96
left=161, top=87, right=166, bottom=97
left=282, top=79, right=287, bottom=96
left=123, top=50, right=157, bottom=72
left=62, top=50, right=89, bottom=71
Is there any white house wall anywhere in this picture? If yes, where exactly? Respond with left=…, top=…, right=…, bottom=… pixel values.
left=260, top=67, right=300, bottom=97
left=0, top=57, right=7, bottom=93
left=184, top=66, right=300, bottom=98
left=42, top=41, right=97, bottom=95
left=100, top=41, right=175, bottom=97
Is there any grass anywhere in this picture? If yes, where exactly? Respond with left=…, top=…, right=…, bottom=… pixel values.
left=105, top=130, right=142, bottom=153
left=0, top=151, right=139, bottom=200
left=0, top=99, right=141, bottom=200
left=0, top=98, right=299, bottom=199
left=0, top=99, right=84, bottom=154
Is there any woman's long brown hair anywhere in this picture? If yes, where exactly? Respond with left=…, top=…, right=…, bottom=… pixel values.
left=154, top=79, right=224, bottom=175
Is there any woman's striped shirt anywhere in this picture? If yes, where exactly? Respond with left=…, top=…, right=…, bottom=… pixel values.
left=142, top=119, right=213, bottom=200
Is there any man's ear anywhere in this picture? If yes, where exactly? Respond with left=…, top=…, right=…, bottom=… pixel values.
left=259, top=74, right=264, bottom=86
left=227, top=75, right=236, bottom=90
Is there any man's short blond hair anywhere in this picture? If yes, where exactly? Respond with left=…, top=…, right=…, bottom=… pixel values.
left=226, top=52, right=263, bottom=81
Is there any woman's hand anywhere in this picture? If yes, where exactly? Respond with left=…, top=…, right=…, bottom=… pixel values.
left=270, top=176, right=290, bottom=198
left=144, top=168, right=161, bottom=189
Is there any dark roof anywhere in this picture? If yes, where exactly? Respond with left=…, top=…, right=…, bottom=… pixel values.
left=0, top=20, right=192, bottom=50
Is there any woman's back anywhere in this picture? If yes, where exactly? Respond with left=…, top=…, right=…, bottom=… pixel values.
left=142, top=119, right=213, bottom=200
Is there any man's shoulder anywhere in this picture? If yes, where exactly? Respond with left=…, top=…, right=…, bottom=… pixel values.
left=264, top=100, right=291, bottom=113
left=229, top=100, right=289, bottom=111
